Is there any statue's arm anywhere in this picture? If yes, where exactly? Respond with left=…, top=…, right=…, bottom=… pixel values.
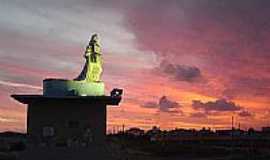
left=84, top=44, right=92, bottom=58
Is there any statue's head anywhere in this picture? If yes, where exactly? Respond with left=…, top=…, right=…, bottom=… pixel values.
left=90, top=34, right=99, bottom=43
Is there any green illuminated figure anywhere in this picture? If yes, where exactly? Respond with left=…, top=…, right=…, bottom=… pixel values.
left=75, top=34, right=103, bottom=82
left=43, top=34, right=105, bottom=97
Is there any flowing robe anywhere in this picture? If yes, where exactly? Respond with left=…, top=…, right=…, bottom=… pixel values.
left=75, top=35, right=103, bottom=82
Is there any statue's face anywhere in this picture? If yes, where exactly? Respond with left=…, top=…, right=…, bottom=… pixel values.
left=91, top=34, right=98, bottom=42
left=93, top=36, right=98, bottom=41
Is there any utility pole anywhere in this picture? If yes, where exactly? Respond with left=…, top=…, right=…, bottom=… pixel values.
left=232, top=116, right=234, bottom=130
left=231, top=116, right=234, bottom=159
left=122, top=124, right=125, bottom=133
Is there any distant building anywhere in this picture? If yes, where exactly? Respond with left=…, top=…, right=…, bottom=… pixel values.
left=146, top=126, right=162, bottom=141
left=262, top=127, right=270, bottom=133
left=262, top=127, right=270, bottom=137
left=146, top=126, right=161, bottom=136
left=198, top=127, right=214, bottom=136
left=168, top=128, right=196, bottom=137
left=216, top=129, right=233, bottom=136
left=125, top=127, right=144, bottom=137
left=216, top=128, right=245, bottom=137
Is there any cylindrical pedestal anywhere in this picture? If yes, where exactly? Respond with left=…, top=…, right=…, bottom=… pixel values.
left=43, top=79, right=105, bottom=97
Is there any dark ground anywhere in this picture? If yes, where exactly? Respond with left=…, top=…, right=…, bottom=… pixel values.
left=1, top=133, right=270, bottom=160
left=107, top=135, right=270, bottom=160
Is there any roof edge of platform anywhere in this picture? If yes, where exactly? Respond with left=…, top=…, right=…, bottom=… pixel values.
left=11, top=94, right=121, bottom=105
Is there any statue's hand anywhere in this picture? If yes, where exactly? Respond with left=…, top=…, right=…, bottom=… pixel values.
left=84, top=52, right=90, bottom=58
left=84, top=45, right=91, bottom=58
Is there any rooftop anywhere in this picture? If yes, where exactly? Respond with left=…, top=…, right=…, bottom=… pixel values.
left=11, top=94, right=121, bottom=105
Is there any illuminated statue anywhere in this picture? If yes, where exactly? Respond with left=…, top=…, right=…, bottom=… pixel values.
left=42, top=34, right=105, bottom=96
left=75, top=34, right=103, bottom=82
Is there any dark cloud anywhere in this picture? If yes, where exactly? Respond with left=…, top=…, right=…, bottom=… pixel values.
left=192, top=99, right=242, bottom=112
left=192, top=99, right=255, bottom=119
left=223, top=77, right=270, bottom=98
left=124, top=0, right=270, bottom=99
left=159, top=60, right=202, bottom=82
left=124, top=0, right=270, bottom=55
left=238, top=110, right=254, bottom=117
left=142, top=96, right=182, bottom=113
left=159, top=96, right=181, bottom=112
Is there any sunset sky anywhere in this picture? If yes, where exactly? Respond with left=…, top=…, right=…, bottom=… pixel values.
left=0, top=0, right=270, bottom=132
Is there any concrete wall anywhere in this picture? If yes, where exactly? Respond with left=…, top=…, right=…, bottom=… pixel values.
left=27, top=99, right=106, bottom=146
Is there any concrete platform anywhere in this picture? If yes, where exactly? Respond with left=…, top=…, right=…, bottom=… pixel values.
left=43, top=79, right=105, bottom=97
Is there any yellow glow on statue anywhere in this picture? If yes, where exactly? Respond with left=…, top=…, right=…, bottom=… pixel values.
left=75, top=34, right=103, bottom=82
